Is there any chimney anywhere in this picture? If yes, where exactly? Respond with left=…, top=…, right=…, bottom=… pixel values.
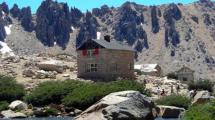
left=104, top=35, right=111, bottom=42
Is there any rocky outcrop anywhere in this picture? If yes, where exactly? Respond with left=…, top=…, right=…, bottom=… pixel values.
left=203, top=13, right=212, bottom=26
left=76, top=91, right=155, bottom=120
left=36, top=0, right=71, bottom=49
left=0, top=2, right=9, bottom=14
left=19, top=7, right=34, bottom=32
left=163, top=4, right=181, bottom=48
left=76, top=11, right=98, bottom=47
left=92, top=5, right=111, bottom=17
left=10, top=4, right=21, bottom=18
left=191, top=16, right=199, bottom=24
left=114, top=3, right=143, bottom=45
left=70, top=7, right=83, bottom=27
left=155, top=105, right=185, bottom=118
left=151, top=6, right=160, bottom=34
left=113, top=2, right=148, bottom=52
left=0, top=3, right=12, bottom=41
left=192, top=90, right=211, bottom=105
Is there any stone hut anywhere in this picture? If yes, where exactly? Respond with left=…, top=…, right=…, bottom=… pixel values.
left=175, top=66, right=195, bottom=82
left=134, top=64, right=162, bottom=76
left=76, top=36, right=135, bottom=80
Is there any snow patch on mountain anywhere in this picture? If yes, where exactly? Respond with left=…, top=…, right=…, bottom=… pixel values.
left=71, top=26, right=75, bottom=31
left=4, top=25, right=12, bottom=35
left=0, top=41, right=15, bottom=58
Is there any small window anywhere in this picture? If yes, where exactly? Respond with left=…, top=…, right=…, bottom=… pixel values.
left=183, top=77, right=188, bottom=81
left=86, top=63, right=98, bottom=72
left=87, top=50, right=94, bottom=57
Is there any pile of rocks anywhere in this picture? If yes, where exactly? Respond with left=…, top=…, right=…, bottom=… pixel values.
left=22, top=59, right=71, bottom=79
left=137, top=75, right=188, bottom=98
left=0, top=100, right=82, bottom=119
left=0, top=61, right=18, bottom=77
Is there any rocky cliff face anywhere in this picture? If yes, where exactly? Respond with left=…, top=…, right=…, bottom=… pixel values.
left=35, top=0, right=71, bottom=49
left=0, top=2, right=12, bottom=41
left=2, top=0, right=215, bottom=80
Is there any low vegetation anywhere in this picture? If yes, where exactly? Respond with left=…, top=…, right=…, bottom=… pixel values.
left=0, top=75, right=25, bottom=102
left=0, top=101, right=9, bottom=111
left=156, top=94, right=191, bottom=109
left=25, top=80, right=148, bottom=109
left=24, top=80, right=85, bottom=106
left=188, top=80, right=214, bottom=92
left=183, top=100, right=215, bottom=120
left=62, top=80, right=148, bottom=110
left=45, top=108, right=59, bottom=116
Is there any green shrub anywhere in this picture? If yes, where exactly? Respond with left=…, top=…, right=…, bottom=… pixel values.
left=0, top=75, right=25, bottom=102
left=0, top=101, right=9, bottom=111
left=24, top=80, right=85, bottom=106
left=25, top=80, right=147, bottom=109
left=183, top=100, right=215, bottom=120
left=156, top=94, right=191, bottom=109
left=62, top=80, right=148, bottom=110
left=188, top=80, right=214, bottom=92
left=45, top=108, right=59, bottom=116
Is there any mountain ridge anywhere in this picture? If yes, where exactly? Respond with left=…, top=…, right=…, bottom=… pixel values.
left=0, top=0, right=215, bottom=80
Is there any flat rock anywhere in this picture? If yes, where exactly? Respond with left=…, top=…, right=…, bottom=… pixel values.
left=1, top=110, right=27, bottom=118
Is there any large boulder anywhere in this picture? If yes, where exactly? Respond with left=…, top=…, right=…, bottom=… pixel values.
left=192, top=90, right=211, bottom=105
left=37, top=59, right=65, bottom=73
left=75, top=91, right=155, bottom=120
left=1, top=110, right=27, bottom=118
left=9, top=100, right=28, bottom=111
left=155, top=105, right=185, bottom=118
left=35, top=70, right=57, bottom=79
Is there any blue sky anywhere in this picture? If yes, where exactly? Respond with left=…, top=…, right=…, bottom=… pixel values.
left=0, top=0, right=204, bottom=13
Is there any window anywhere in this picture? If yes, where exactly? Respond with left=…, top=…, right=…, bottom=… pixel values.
left=86, top=63, right=98, bottom=72
left=183, top=77, right=188, bottom=81
left=87, top=50, right=94, bottom=57
left=84, top=49, right=99, bottom=57
left=128, top=63, right=133, bottom=70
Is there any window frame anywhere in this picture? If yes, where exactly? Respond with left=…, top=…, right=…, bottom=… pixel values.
left=86, top=63, right=98, bottom=72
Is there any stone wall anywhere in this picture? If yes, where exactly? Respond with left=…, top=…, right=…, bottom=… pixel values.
left=77, top=49, right=134, bottom=80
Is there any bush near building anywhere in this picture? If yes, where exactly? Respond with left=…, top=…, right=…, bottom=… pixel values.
left=25, top=80, right=148, bottom=109
left=156, top=94, right=191, bottom=109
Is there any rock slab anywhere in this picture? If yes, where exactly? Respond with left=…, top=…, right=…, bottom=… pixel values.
left=192, top=90, right=211, bottom=105
left=75, top=91, right=155, bottom=120
left=1, top=110, right=27, bottom=118
left=155, top=105, right=185, bottom=118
